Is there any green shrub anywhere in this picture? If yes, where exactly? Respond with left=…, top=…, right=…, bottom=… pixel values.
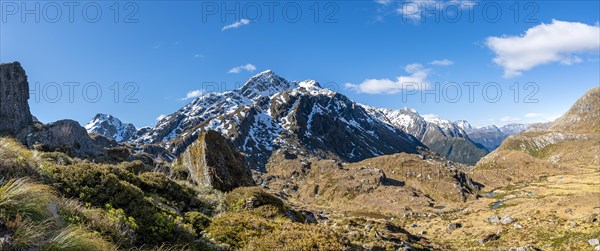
left=40, top=151, right=74, bottom=166
left=117, top=160, right=146, bottom=175
left=184, top=211, right=211, bottom=237
left=138, top=172, right=207, bottom=213
left=39, top=163, right=196, bottom=246
left=224, top=187, right=285, bottom=214
left=194, top=185, right=226, bottom=215
left=207, top=211, right=275, bottom=249
left=58, top=199, right=138, bottom=247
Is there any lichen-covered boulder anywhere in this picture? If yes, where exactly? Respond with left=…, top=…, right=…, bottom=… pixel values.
left=175, top=130, right=254, bottom=191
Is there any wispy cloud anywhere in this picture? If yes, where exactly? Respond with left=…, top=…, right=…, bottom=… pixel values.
left=181, top=89, right=204, bottom=100
left=430, top=59, right=454, bottom=66
left=345, top=63, right=430, bottom=94
left=525, top=113, right=544, bottom=118
left=194, top=54, right=204, bottom=58
left=222, top=19, right=251, bottom=31
left=486, top=20, right=600, bottom=78
left=228, top=64, right=257, bottom=74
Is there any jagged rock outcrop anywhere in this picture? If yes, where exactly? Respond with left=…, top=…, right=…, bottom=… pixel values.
left=0, top=62, right=33, bottom=134
left=24, top=119, right=106, bottom=158
left=174, top=130, right=254, bottom=191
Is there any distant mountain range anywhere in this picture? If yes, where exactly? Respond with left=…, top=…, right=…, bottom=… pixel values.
left=455, top=121, right=530, bottom=152
left=86, top=71, right=531, bottom=167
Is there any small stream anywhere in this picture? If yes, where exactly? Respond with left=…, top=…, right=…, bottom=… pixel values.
left=491, top=199, right=513, bottom=209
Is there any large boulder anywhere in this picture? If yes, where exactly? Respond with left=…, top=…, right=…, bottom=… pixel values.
left=24, top=119, right=106, bottom=158
left=174, top=130, right=254, bottom=191
left=0, top=62, right=33, bottom=134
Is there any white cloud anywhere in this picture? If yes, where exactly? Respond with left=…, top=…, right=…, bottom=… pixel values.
left=345, top=63, right=430, bottom=94
left=228, top=64, right=257, bottom=74
left=525, top=112, right=544, bottom=118
left=421, top=113, right=440, bottom=121
left=156, top=114, right=167, bottom=121
left=181, top=89, right=204, bottom=100
left=500, top=116, right=521, bottom=123
left=396, top=0, right=476, bottom=22
left=486, top=20, right=600, bottom=78
left=430, top=59, right=454, bottom=66
left=222, top=19, right=251, bottom=31
left=194, top=54, right=204, bottom=58
left=375, top=0, right=392, bottom=5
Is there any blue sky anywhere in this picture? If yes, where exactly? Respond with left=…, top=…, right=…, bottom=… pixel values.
left=1, top=1, right=598, bottom=128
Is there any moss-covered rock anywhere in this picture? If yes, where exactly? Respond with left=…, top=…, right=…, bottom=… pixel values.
left=174, top=130, right=254, bottom=192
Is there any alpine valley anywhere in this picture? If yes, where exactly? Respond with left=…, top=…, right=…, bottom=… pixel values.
left=1, top=62, right=598, bottom=251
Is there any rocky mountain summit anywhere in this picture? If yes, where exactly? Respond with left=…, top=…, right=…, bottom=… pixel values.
left=137, top=70, right=425, bottom=171
left=85, top=114, right=138, bottom=142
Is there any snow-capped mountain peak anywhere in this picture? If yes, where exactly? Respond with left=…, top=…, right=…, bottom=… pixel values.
left=298, top=79, right=321, bottom=89
left=85, top=113, right=137, bottom=142
left=239, top=70, right=298, bottom=100
left=455, top=120, right=474, bottom=131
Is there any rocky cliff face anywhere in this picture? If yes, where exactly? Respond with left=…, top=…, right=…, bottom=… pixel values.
left=174, top=130, right=254, bottom=191
left=0, top=62, right=33, bottom=134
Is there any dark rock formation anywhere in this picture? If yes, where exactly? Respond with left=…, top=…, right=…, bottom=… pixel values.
left=0, top=62, right=33, bottom=134
left=24, top=119, right=106, bottom=158
left=174, top=130, right=254, bottom=191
